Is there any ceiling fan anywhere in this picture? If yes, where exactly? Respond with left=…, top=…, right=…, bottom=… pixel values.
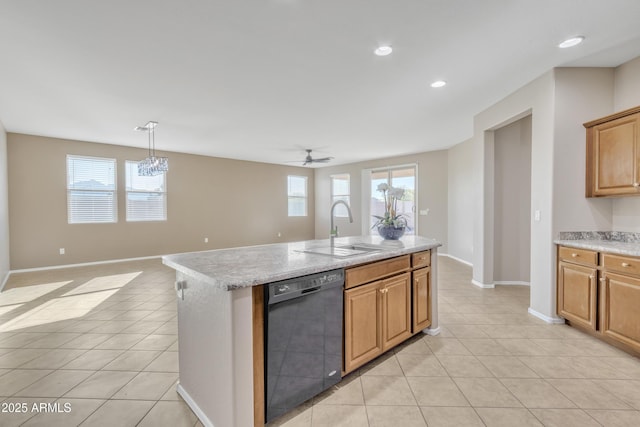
left=300, top=149, right=333, bottom=166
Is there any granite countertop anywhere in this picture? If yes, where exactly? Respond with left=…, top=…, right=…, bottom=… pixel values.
left=162, top=235, right=441, bottom=291
left=554, top=231, right=640, bottom=257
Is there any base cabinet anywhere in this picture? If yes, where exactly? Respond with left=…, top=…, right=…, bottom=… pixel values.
left=557, top=245, right=640, bottom=357
left=600, top=272, right=640, bottom=354
left=344, top=281, right=383, bottom=373
left=344, top=273, right=412, bottom=373
left=344, top=252, right=432, bottom=374
left=381, top=273, right=412, bottom=351
left=412, top=267, right=431, bottom=332
left=557, top=261, right=597, bottom=331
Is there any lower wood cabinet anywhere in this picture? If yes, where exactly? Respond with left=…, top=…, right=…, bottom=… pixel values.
left=412, top=267, right=431, bottom=332
left=344, top=280, right=383, bottom=373
left=344, top=251, right=432, bottom=374
left=344, top=272, right=411, bottom=373
left=557, top=245, right=640, bottom=357
left=600, top=272, right=640, bottom=354
left=380, top=273, right=412, bottom=351
left=557, top=261, right=597, bottom=331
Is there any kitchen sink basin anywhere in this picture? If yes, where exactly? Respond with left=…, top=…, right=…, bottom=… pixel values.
left=299, top=244, right=382, bottom=258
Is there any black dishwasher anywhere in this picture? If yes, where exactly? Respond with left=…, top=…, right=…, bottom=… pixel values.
left=264, top=269, right=344, bottom=422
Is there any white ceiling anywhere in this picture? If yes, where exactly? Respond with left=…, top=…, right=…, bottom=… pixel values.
left=1, top=0, right=640, bottom=167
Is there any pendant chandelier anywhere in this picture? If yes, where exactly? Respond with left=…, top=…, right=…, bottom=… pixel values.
left=135, top=121, right=169, bottom=176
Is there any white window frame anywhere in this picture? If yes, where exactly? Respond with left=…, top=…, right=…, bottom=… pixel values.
left=67, top=155, right=117, bottom=224
left=330, top=173, right=351, bottom=217
left=125, top=160, right=167, bottom=222
left=287, top=175, right=308, bottom=217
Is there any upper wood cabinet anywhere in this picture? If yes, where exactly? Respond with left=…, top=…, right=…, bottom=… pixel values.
left=585, top=106, right=640, bottom=197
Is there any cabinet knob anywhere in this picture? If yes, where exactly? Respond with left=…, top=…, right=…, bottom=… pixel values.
left=622, top=262, right=631, bottom=267
left=633, top=182, right=640, bottom=188
left=571, top=253, right=578, bottom=258
left=589, top=275, right=594, bottom=280
left=600, top=277, right=606, bottom=282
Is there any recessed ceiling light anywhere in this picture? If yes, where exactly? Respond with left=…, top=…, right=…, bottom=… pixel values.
left=374, top=45, right=393, bottom=56
left=430, top=80, right=446, bottom=88
left=558, top=36, right=585, bottom=48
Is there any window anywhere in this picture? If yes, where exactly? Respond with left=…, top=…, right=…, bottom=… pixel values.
left=369, top=165, right=417, bottom=234
left=67, top=155, right=117, bottom=224
left=330, top=173, right=350, bottom=217
left=287, top=175, right=307, bottom=216
left=125, top=161, right=167, bottom=221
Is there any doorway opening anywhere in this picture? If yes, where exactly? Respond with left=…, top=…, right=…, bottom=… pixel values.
left=493, top=115, right=532, bottom=285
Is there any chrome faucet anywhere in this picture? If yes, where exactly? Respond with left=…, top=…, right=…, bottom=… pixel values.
left=330, top=200, right=353, bottom=246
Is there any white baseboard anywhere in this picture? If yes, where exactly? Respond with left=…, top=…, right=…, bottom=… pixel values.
left=528, top=307, right=565, bottom=324
left=177, top=383, right=214, bottom=427
left=8, top=255, right=164, bottom=275
left=471, top=279, right=495, bottom=289
left=438, top=253, right=473, bottom=267
left=0, top=271, right=9, bottom=293
left=494, top=281, right=531, bottom=286
left=423, top=327, right=441, bottom=336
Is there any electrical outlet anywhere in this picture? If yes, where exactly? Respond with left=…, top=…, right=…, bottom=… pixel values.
left=419, top=209, right=430, bottom=216
left=534, top=210, right=541, bottom=221
left=204, top=237, right=208, bottom=243
left=277, top=232, right=282, bottom=238
left=59, top=248, right=65, bottom=255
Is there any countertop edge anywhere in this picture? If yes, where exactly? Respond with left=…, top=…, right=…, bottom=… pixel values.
left=163, top=237, right=441, bottom=291
left=554, top=239, right=640, bottom=257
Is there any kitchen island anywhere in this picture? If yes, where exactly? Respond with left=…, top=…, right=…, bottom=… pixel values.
left=163, top=235, right=441, bottom=427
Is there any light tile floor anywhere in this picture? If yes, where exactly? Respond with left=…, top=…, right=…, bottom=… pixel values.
left=0, top=257, right=639, bottom=426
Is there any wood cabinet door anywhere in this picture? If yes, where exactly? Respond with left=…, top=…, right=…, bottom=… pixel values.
left=592, top=113, right=640, bottom=196
left=412, top=267, right=431, bottom=333
left=600, top=272, right=640, bottom=353
left=381, top=273, right=412, bottom=351
left=557, top=261, right=597, bottom=330
left=344, top=281, right=382, bottom=373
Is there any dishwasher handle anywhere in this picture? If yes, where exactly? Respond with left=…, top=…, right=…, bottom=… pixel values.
left=268, top=277, right=343, bottom=305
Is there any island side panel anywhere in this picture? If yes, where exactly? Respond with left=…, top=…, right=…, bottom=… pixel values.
left=252, top=286, right=265, bottom=427
left=232, top=285, right=255, bottom=427
left=425, top=248, right=440, bottom=335
left=175, top=271, right=254, bottom=427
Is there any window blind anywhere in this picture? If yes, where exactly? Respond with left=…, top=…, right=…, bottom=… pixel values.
left=67, top=155, right=117, bottom=224
left=287, top=175, right=307, bottom=217
left=331, top=173, right=350, bottom=217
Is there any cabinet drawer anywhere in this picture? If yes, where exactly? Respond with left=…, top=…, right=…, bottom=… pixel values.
left=558, top=246, right=598, bottom=266
left=411, top=251, right=431, bottom=269
left=346, top=255, right=410, bottom=289
left=603, top=253, right=640, bottom=276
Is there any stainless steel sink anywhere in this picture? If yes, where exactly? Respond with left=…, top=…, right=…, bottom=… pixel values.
left=298, top=244, right=381, bottom=258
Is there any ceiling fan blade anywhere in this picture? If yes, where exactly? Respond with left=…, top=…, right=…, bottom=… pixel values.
left=313, top=157, right=333, bottom=162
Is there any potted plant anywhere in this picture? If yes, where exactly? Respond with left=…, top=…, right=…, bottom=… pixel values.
left=372, top=183, right=409, bottom=239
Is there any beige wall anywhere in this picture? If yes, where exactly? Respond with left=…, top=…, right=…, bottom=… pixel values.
left=314, top=150, right=448, bottom=252
left=493, top=116, right=531, bottom=283
left=0, top=122, right=9, bottom=285
left=7, top=133, right=315, bottom=270
left=471, top=70, right=556, bottom=318
left=612, top=56, right=640, bottom=232
left=552, top=67, right=614, bottom=235
left=447, top=139, right=474, bottom=264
